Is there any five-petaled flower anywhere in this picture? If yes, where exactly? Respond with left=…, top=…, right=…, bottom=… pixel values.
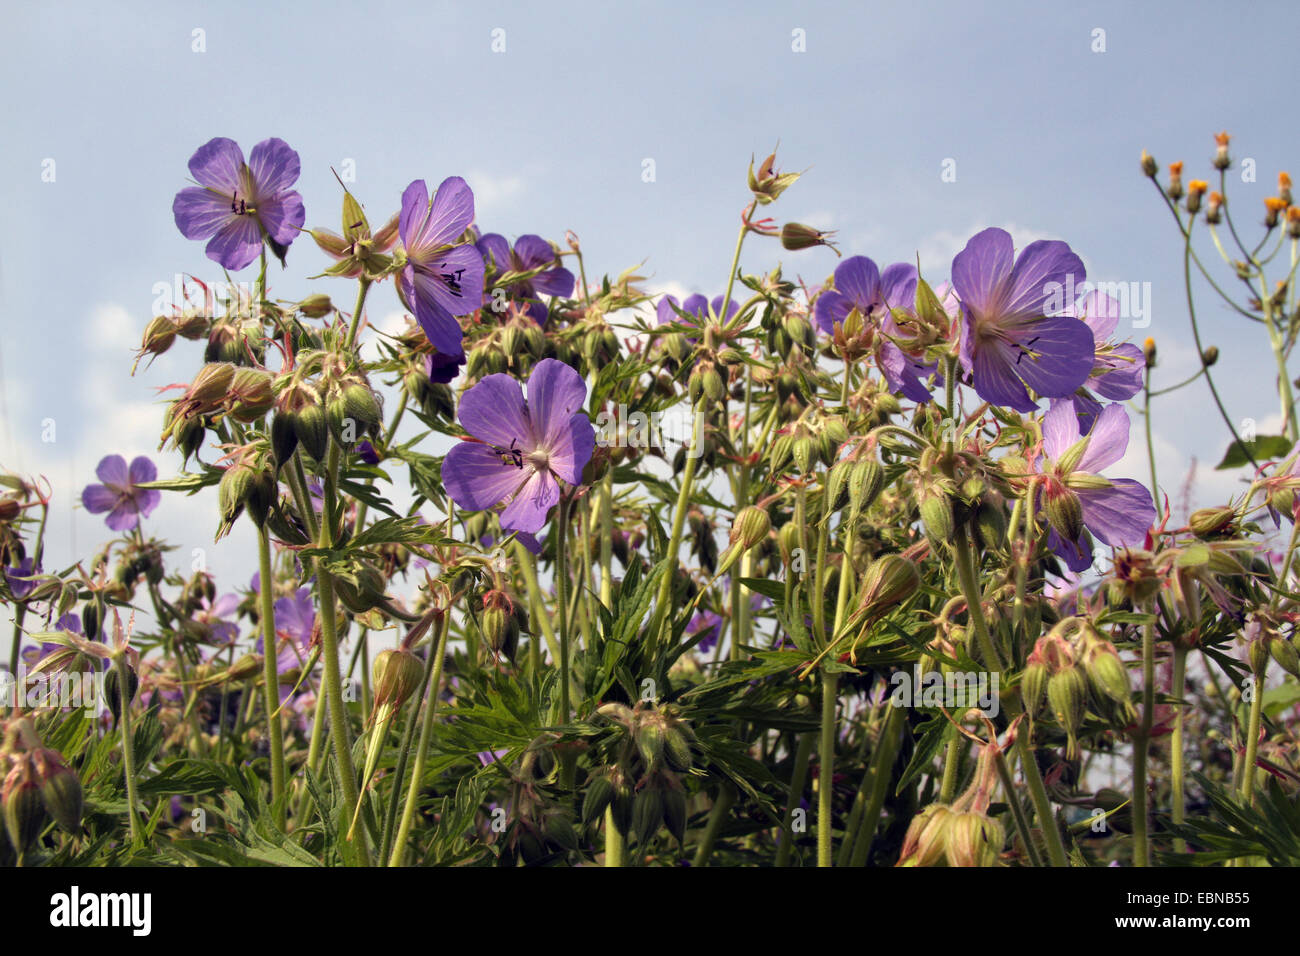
left=953, top=227, right=1095, bottom=413
left=442, top=359, right=595, bottom=534
left=477, top=233, right=575, bottom=322
left=814, top=255, right=939, bottom=403
left=172, top=137, right=306, bottom=271
left=81, top=455, right=161, bottom=532
left=1051, top=290, right=1146, bottom=431
left=1033, top=402, right=1156, bottom=573
left=398, top=177, right=486, bottom=358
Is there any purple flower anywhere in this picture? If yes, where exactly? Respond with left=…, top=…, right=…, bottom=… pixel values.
left=427, top=350, right=464, bottom=385
left=814, top=256, right=938, bottom=402
left=442, top=359, right=595, bottom=534
left=1036, top=402, right=1155, bottom=572
left=477, top=233, right=575, bottom=322
left=4, top=557, right=41, bottom=600
left=953, top=228, right=1095, bottom=413
left=688, top=610, right=723, bottom=654
left=656, top=294, right=739, bottom=332
left=172, top=137, right=306, bottom=271
left=21, top=613, right=82, bottom=668
left=398, top=178, right=486, bottom=358
left=81, top=455, right=160, bottom=532
left=1051, top=290, right=1146, bottom=430
left=275, top=587, right=317, bottom=655
left=196, top=593, right=240, bottom=646
left=356, top=440, right=381, bottom=466
left=477, top=748, right=509, bottom=766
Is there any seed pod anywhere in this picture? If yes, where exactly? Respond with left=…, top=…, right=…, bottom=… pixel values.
left=218, top=463, right=255, bottom=527
left=825, top=458, right=854, bottom=512
left=793, top=436, right=816, bottom=474
left=662, top=785, right=687, bottom=844
left=104, top=664, right=139, bottom=726
left=1188, top=506, right=1235, bottom=538
left=298, top=294, right=333, bottom=318
left=543, top=811, right=580, bottom=852
left=34, top=751, right=83, bottom=833
left=245, top=469, right=277, bottom=528
left=858, top=554, right=920, bottom=619
left=1248, top=637, right=1272, bottom=676
left=947, top=811, right=1004, bottom=868
left=81, top=602, right=102, bottom=641
left=769, top=434, right=795, bottom=473
left=663, top=727, right=693, bottom=772
left=971, top=500, right=1007, bottom=551
left=1268, top=635, right=1300, bottom=679
left=1020, top=660, right=1048, bottom=719
left=897, top=804, right=953, bottom=868
left=1085, top=646, right=1133, bottom=713
left=2, top=773, right=45, bottom=855
left=609, top=770, right=634, bottom=834
left=729, top=506, right=771, bottom=552
left=294, top=402, right=329, bottom=462
left=636, top=722, right=666, bottom=771
left=920, top=493, right=955, bottom=545
left=479, top=591, right=520, bottom=660
left=372, top=647, right=424, bottom=716
left=1044, top=485, right=1085, bottom=544
left=335, top=561, right=388, bottom=614
left=849, top=459, right=885, bottom=513
left=190, top=363, right=236, bottom=407
left=1047, top=666, right=1089, bottom=760
left=631, top=786, right=664, bottom=846
left=229, top=369, right=274, bottom=423
left=582, top=772, right=616, bottom=827
left=270, top=409, right=299, bottom=470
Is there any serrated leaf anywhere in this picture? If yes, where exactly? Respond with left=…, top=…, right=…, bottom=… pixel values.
left=1215, top=435, right=1292, bottom=470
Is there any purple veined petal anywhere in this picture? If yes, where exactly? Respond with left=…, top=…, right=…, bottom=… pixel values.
left=951, top=228, right=1016, bottom=317
left=832, top=256, right=881, bottom=311
left=257, top=190, right=306, bottom=246
left=547, top=413, right=597, bottom=486
left=1067, top=391, right=1104, bottom=433
left=477, top=233, right=512, bottom=271
left=187, top=137, right=246, bottom=193
left=1000, top=240, right=1086, bottom=322
left=426, top=350, right=464, bottom=385
left=499, top=468, right=560, bottom=534
left=210, top=593, right=240, bottom=618
left=527, top=358, right=588, bottom=452
left=708, top=296, right=740, bottom=323
left=173, top=187, right=234, bottom=240
left=1078, top=479, right=1155, bottom=547
left=656, top=296, right=681, bottom=325
left=972, top=339, right=1036, bottom=412
left=531, top=265, right=575, bottom=298
left=56, top=612, right=83, bottom=635
left=408, top=268, right=466, bottom=357
left=515, top=531, right=543, bottom=555
left=879, top=263, right=918, bottom=311
left=1010, top=315, right=1096, bottom=400
left=105, top=499, right=142, bottom=532
left=133, top=488, right=161, bottom=519
left=399, top=180, right=431, bottom=250
left=96, top=454, right=130, bottom=489
left=456, top=373, right=531, bottom=449
left=1092, top=343, right=1145, bottom=400
left=247, top=138, right=301, bottom=197
left=444, top=477, right=517, bottom=545
left=129, top=456, right=157, bottom=485
left=814, top=289, right=853, bottom=335
left=513, top=235, right=556, bottom=271
left=82, top=483, right=119, bottom=514
left=1042, top=398, right=1081, bottom=460
left=878, top=342, right=933, bottom=403
left=410, top=176, right=475, bottom=251
left=1073, top=289, right=1122, bottom=341
left=680, top=294, right=710, bottom=322
left=1047, top=526, right=1095, bottom=573
left=1075, top=402, right=1133, bottom=474
left=205, top=215, right=264, bottom=271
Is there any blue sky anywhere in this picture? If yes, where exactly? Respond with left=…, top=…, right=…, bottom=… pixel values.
left=3, top=0, right=1299, bottom=614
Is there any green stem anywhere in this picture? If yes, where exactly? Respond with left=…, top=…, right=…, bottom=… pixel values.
left=775, top=731, right=814, bottom=867
left=115, top=655, right=142, bottom=847
left=257, top=528, right=287, bottom=828
left=1239, top=661, right=1265, bottom=806
left=691, top=785, right=735, bottom=867
left=604, top=806, right=626, bottom=867
left=817, top=669, right=838, bottom=867
left=1015, top=732, right=1068, bottom=867
left=1171, top=645, right=1187, bottom=853
left=389, top=610, right=451, bottom=866
left=1132, top=611, right=1156, bottom=866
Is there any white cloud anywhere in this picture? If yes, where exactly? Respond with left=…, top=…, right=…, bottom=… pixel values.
left=466, top=170, right=525, bottom=215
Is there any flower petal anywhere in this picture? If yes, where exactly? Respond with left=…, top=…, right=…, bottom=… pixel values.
left=415, top=176, right=475, bottom=250
left=513, top=235, right=556, bottom=271
left=499, top=468, right=560, bottom=534
left=95, top=455, right=129, bottom=488
left=442, top=442, right=534, bottom=512
left=247, top=138, right=301, bottom=197
left=1092, top=343, right=1145, bottom=400
left=477, top=233, right=512, bottom=271
left=257, top=190, right=306, bottom=246
left=527, top=358, right=588, bottom=452
left=399, top=180, right=431, bottom=250
left=531, top=266, right=575, bottom=298
left=878, top=342, right=933, bottom=403
left=173, top=187, right=233, bottom=240
left=879, top=263, right=918, bottom=311
left=105, top=499, right=141, bottom=532
left=1074, top=290, right=1121, bottom=341
left=1047, top=526, right=1096, bottom=573
left=952, top=228, right=1015, bottom=317
left=81, top=483, right=119, bottom=514
left=457, top=373, right=531, bottom=449
left=814, top=290, right=852, bottom=335
left=205, top=215, right=263, bottom=271
left=1079, top=479, right=1155, bottom=547
left=129, top=456, right=157, bottom=485
left=1000, top=240, right=1086, bottom=322
left=547, top=413, right=596, bottom=486
left=1042, top=398, right=1081, bottom=461
left=187, top=137, right=246, bottom=193
left=1010, top=315, right=1096, bottom=400
left=972, top=339, right=1036, bottom=412
left=832, top=256, right=881, bottom=311
left=1075, top=402, right=1133, bottom=474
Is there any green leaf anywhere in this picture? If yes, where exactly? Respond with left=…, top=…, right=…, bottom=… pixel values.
left=1215, top=435, right=1292, bottom=470
left=136, top=471, right=221, bottom=494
